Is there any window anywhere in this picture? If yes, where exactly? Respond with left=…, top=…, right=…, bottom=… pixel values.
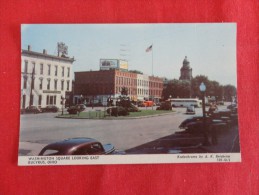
left=54, top=95, right=56, bottom=105
left=54, top=80, right=57, bottom=90
left=61, top=80, right=64, bottom=90
left=31, top=78, right=35, bottom=90
left=24, top=61, right=28, bottom=73
left=39, top=79, right=43, bottom=90
left=62, top=67, right=64, bottom=77
left=48, top=64, right=51, bottom=75
left=40, top=64, right=43, bottom=74
left=23, top=76, right=27, bottom=89
left=47, top=79, right=50, bottom=90
left=30, top=95, right=34, bottom=106
left=67, top=81, right=70, bottom=91
left=46, top=95, right=49, bottom=105
left=50, top=96, right=53, bottom=105
left=38, top=95, right=42, bottom=106
left=22, top=95, right=26, bottom=109
left=55, top=66, right=58, bottom=76
left=67, top=67, right=70, bottom=77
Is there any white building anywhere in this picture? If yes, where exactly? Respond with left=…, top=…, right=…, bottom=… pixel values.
left=137, top=74, right=149, bottom=101
left=21, top=45, right=75, bottom=109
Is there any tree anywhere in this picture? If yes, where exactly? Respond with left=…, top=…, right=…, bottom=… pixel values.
left=223, top=85, right=237, bottom=101
left=121, top=87, right=128, bottom=96
left=162, top=79, right=191, bottom=99
left=191, top=75, right=210, bottom=98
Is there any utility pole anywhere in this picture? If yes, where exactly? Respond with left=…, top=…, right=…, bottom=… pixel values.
left=29, top=64, right=35, bottom=107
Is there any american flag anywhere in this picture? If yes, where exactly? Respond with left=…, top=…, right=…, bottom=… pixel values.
left=146, top=45, right=152, bottom=52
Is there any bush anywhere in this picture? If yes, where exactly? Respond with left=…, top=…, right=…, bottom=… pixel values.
left=106, top=107, right=129, bottom=116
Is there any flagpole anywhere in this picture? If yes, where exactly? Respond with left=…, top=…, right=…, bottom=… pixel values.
left=152, top=44, right=153, bottom=76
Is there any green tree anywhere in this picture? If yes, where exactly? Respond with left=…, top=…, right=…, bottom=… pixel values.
left=162, top=79, right=191, bottom=99
left=191, top=75, right=210, bottom=98
left=223, top=85, right=237, bottom=101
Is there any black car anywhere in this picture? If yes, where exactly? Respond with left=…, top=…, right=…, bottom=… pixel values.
left=41, top=105, right=59, bottom=113
left=21, top=106, right=42, bottom=114
left=67, top=104, right=86, bottom=114
left=211, top=109, right=237, bottom=125
left=39, top=138, right=121, bottom=155
left=185, top=106, right=195, bottom=114
left=179, top=115, right=227, bottom=134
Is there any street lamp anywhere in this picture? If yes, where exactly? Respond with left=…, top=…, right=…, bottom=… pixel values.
left=61, top=96, right=64, bottom=115
left=199, top=82, right=210, bottom=146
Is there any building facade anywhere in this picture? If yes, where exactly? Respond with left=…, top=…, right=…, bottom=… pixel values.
left=74, top=69, right=163, bottom=105
left=137, top=74, right=149, bottom=101
left=149, top=76, right=164, bottom=102
left=21, top=45, right=75, bottom=109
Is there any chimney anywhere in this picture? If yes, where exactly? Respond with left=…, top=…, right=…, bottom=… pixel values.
left=28, top=45, right=31, bottom=51
left=43, top=49, right=47, bottom=54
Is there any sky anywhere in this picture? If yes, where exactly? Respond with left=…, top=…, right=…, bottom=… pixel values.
left=21, top=23, right=237, bottom=86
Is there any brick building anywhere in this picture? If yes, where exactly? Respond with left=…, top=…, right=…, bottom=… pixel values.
left=74, top=69, right=163, bottom=105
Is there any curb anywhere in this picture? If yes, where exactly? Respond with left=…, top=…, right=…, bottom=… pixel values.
left=55, top=111, right=177, bottom=120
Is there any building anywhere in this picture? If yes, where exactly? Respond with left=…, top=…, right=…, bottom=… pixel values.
left=74, top=69, right=163, bottom=105
left=149, top=76, right=163, bottom=102
left=74, top=69, right=137, bottom=105
left=21, top=45, right=75, bottom=109
left=179, top=56, right=192, bottom=81
left=137, top=74, right=149, bottom=101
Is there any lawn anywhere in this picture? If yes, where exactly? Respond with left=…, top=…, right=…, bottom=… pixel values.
left=57, top=109, right=174, bottom=119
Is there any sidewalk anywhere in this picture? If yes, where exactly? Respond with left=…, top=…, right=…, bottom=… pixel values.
left=201, top=125, right=240, bottom=153
left=126, top=125, right=240, bottom=154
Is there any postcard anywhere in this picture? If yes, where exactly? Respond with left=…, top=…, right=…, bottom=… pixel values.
left=18, top=23, right=240, bottom=165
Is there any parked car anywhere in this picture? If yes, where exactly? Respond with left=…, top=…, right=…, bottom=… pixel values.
left=179, top=116, right=209, bottom=129
left=76, top=104, right=86, bottom=112
left=137, top=101, right=154, bottom=107
left=179, top=115, right=227, bottom=134
left=21, top=106, right=42, bottom=114
left=38, top=137, right=122, bottom=155
left=227, top=103, right=237, bottom=110
left=156, top=101, right=172, bottom=110
left=210, top=109, right=235, bottom=126
left=185, top=106, right=195, bottom=114
left=41, top=105, right=59, bottom=113
left=67, top=104, right=86, bottom=114
left=106, top=106, right=129, bottom=116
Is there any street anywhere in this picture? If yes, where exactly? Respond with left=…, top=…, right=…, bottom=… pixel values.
left=19, top=105, right=234, bottom=155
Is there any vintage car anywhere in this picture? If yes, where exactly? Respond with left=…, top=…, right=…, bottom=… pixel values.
left=179, top=115, right=227, bottom=134
left=185, top=106, right=195, bottom=114
left=67, top=104, right=86, bottom=114
left=38, top=137, right=121, bottom=155
left=41, top=105, right=59, bottom=113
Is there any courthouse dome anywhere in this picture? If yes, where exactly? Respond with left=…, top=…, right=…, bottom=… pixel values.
left=183, top=56, right=190, bottom=67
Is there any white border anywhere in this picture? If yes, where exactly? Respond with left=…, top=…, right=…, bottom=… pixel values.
left=18, top=153, right=241, bottom=166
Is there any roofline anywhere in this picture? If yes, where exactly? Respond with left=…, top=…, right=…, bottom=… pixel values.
left=22, top=50, right=75, bottom=63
